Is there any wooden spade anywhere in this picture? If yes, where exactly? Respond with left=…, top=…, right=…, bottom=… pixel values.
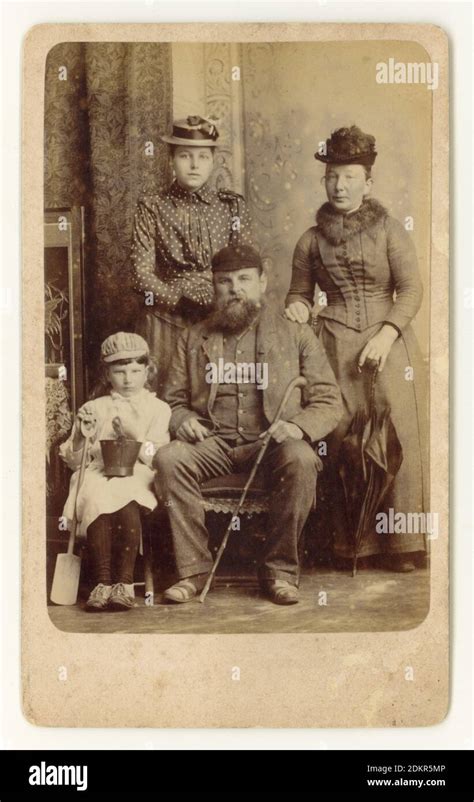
left=50, top=420, right=93, bottom=605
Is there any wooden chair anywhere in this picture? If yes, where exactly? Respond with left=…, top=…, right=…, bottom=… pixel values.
left=141, top=471, right=271, bottom=604
left=200, top=472, right=269, bottom=515
left=142, top=460, right=327, bottom=603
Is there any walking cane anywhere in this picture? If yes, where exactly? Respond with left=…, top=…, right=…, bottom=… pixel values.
left=199, top=375, right=308, bottom=603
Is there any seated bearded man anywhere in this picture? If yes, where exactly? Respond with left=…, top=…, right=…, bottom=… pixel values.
left=153, top=245, right=343, bottom=605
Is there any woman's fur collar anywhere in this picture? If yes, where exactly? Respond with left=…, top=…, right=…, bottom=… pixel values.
left=316, top=198, right=387, bottom=245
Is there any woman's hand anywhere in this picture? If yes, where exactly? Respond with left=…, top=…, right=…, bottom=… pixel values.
left=284, top=302, right=310, bottom=324
left=181, top=276, right=214, bottom=308
left=358, top=325, right=399, bottom=372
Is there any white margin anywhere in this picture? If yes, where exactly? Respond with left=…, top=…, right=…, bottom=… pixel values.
left=1, top=0, right=472, bottom=752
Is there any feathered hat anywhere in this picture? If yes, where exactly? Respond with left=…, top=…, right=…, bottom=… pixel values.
left=315, top=125, right=377, bottom=166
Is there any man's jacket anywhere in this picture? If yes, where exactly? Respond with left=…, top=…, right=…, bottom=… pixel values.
left=163, top=306, right=343, bottom=444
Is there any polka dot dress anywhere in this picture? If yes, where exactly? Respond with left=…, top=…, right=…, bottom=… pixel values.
left=130, top=180, right=253, bottom=311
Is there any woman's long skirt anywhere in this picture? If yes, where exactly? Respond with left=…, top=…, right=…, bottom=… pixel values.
left=316, top=317, right=429, bottom=558
left=136, top=305, right=211, bottom=398
left=136, top=309, right=188, bottom=399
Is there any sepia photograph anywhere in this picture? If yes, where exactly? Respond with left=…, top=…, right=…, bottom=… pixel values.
left=19, top=21, right=449, bottom=729
left=43, top=38, right=433, bottom=636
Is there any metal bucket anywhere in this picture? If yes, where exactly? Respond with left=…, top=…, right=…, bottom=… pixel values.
left=100, top=439, right=142, bottom=477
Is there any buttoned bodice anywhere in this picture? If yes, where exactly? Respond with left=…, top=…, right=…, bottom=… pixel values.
left=287, top=200, right=423, bottom=333
left=314, top=233, right=396, bottom=332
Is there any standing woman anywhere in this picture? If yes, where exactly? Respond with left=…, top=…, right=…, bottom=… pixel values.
left=285, top=126, right=428, bottom=572
left=131, top=115, right=254, bottom=396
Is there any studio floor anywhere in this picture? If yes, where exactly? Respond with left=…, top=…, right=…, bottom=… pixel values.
left=48, top=567, right=430, bottom=635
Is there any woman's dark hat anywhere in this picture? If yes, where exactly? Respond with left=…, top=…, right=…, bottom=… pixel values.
left=211, top=245, right=262, bottom=273
left=315, top=125, right=377, bottom=166
left=161, top=115, right=219, bottom=146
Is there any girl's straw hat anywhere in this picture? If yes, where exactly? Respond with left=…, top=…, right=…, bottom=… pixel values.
left=160, top=115, right=219, bottom=146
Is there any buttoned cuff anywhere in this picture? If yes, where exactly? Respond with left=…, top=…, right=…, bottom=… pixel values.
left=285, top=294, right=313, bottom=312
left=295, top=425, right=311, bottom=444
left=382, top=320, right=402, bottom=338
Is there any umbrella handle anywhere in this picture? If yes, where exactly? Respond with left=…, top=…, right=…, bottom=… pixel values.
left=368, top=364, right=378, bottom=418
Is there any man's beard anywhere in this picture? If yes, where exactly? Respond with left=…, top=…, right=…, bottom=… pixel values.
left=206, top=297, right=263, bottom=334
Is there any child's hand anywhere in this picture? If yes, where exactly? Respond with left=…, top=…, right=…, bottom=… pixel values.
left=73, top=405, right=96, bottom=447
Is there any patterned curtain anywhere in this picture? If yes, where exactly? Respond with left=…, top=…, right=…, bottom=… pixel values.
left=44, top=42, right=173, bottom=372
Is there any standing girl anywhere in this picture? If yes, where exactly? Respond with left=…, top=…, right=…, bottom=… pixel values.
left=285, top=126, right=428, bottom=571
left=131, top=114, right=254, bottom=396
left=59, top=332, right=171, bottom=610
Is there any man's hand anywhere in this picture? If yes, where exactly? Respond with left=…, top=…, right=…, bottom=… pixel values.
left=358, top=324, right=399, bottom=372
left=284, top=302, right=310, bottom=324
left=260, top=420, right=304, bottom=444
left=176, top=417, right=212, bottom=443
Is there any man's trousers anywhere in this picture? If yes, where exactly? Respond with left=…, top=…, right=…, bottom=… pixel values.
left=153, top=436, right=319, bottom=586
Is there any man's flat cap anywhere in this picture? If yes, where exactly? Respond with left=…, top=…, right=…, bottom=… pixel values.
left=211, top=245, right=262, bottom=273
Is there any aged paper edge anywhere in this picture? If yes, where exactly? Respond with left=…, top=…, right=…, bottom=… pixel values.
left=22, top=22, right=449, bottom=728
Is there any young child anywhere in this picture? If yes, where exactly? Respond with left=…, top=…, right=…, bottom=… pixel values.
left=59, top=332, right=171, bottom=611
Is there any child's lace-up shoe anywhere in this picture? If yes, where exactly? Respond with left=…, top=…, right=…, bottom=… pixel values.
left=109, top=582, right=135, bottom=611
left=85, top=583, right=112, bottom=611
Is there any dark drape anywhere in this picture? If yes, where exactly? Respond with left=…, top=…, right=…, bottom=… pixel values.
left=44, top=42, right=173, bottom=375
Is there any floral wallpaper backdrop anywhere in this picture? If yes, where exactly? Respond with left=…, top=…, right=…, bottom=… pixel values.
left=45, top=40, right=431, bottom=361
left=240, top=41, right=432, bottom=353
left=44, top=42, right=173, bottom=374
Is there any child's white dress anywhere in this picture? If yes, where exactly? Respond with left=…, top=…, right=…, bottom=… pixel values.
left=59, top=389, right=171, bottom=537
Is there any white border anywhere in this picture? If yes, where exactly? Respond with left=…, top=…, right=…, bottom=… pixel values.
left=2, top=0, right=472, bottom=750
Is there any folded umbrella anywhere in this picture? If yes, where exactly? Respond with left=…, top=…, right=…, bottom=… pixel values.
left=339, top=365, right=403, bottom=576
